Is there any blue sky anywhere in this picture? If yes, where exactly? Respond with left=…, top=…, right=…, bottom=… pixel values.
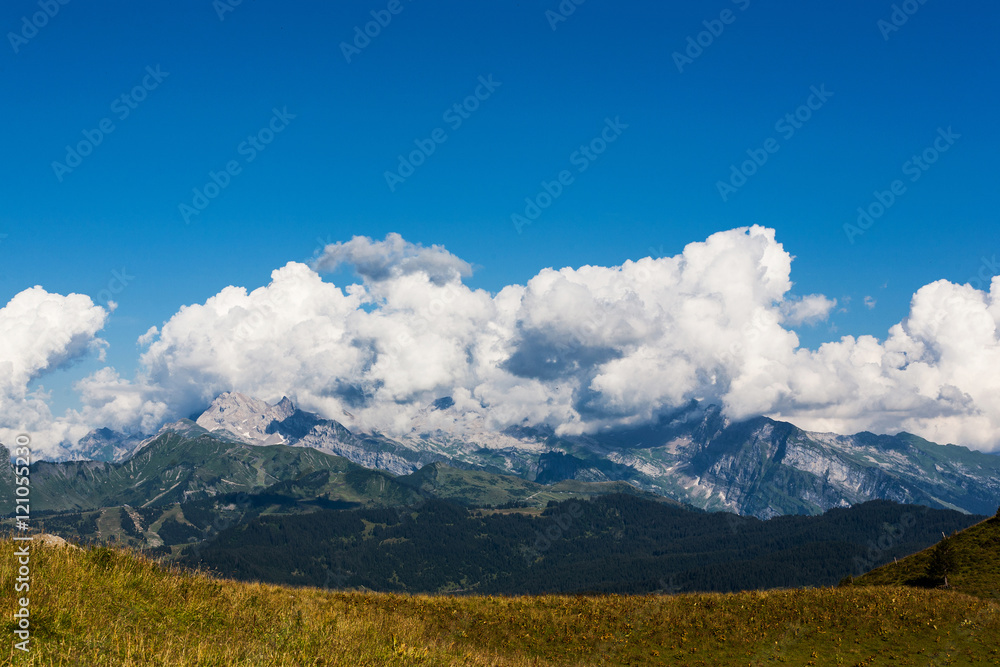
left=2, top=0, right=998, bottom=423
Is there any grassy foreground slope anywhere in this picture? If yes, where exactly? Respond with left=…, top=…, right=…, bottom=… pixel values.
left=854, top=512, right=1000, bottom=600
left=2, top=539, right=999, bottom=666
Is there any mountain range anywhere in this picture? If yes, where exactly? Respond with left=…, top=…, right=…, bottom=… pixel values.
left=4, top=390, right=999, bottom=602
left=23, top=391, right=998, bottom=520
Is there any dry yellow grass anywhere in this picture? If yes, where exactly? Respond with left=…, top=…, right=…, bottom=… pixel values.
left=2, top=538, right=998, bottom=666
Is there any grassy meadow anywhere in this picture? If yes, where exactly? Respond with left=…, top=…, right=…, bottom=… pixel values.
left=2, top=538, right=999, bottom=666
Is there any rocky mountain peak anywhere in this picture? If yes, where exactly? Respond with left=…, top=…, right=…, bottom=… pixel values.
left=195, top=392, right=298, bottom=445
left=74, top=427, right=148, bottom=462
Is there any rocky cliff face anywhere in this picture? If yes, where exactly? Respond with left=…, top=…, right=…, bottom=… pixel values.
left=191, top=392, right=446, bottom=476
left=678, top=419, right=924, bottom=517
left=588, top=410, right=1000, bottom=518
left=75, top=428, right=148, bottom=462
left=195, top=392, right=296, bottom=445
left=186, top=395, right=1000, bottom=518
left=295, top=423, right=444, bottom=476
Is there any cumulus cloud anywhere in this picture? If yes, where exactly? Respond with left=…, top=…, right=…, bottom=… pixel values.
left=781, top=294, right=837, bottom=325
left=763, top=278, right=1000, bottom=449
left=5, top=228, right=1000, bottom=456
left=67, top=227, right=856, bottom=441
left=0, top=287, right=110, bottom=457
left=312, top=232, right=473, bottom=286
left=0, top=287, right=108, bottom=396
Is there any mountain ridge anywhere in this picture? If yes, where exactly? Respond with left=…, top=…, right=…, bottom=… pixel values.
left=14, top=392, right=1000, bottom=519
left=20, top=430, right=419, bottom=513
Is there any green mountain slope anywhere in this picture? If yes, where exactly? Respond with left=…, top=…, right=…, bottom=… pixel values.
left=21, top=441, right=694, bottom=555
left=24, top=431, right=419, bottom=513
left=397, top=461, right=673, bottom=508
left=853, top=510, right=1000, bottom=599
left=144, top=393, right=1000, bottom=518
left=15, top=429, right=691, bottom=519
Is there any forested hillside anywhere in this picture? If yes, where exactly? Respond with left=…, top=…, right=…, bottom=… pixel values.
left=183, top=495, right=982, bottom=594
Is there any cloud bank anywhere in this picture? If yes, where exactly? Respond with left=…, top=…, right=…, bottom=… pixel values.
left=0, top=287, right=110, bottom=455
left=3, top=227, right=1000, bottom=457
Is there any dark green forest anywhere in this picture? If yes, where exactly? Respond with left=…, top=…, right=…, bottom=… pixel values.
left=181, top=495, right=982, bottom=595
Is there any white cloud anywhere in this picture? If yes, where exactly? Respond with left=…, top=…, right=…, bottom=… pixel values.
left=781, top=294, right=837, bottom=325
left=0, top=287, right=108, bottom=396
left=0, top=287, right=109, bottom=458
left=312, top=232, right=472, bottom=286
left=4, top=228, right=1000, bottom=456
